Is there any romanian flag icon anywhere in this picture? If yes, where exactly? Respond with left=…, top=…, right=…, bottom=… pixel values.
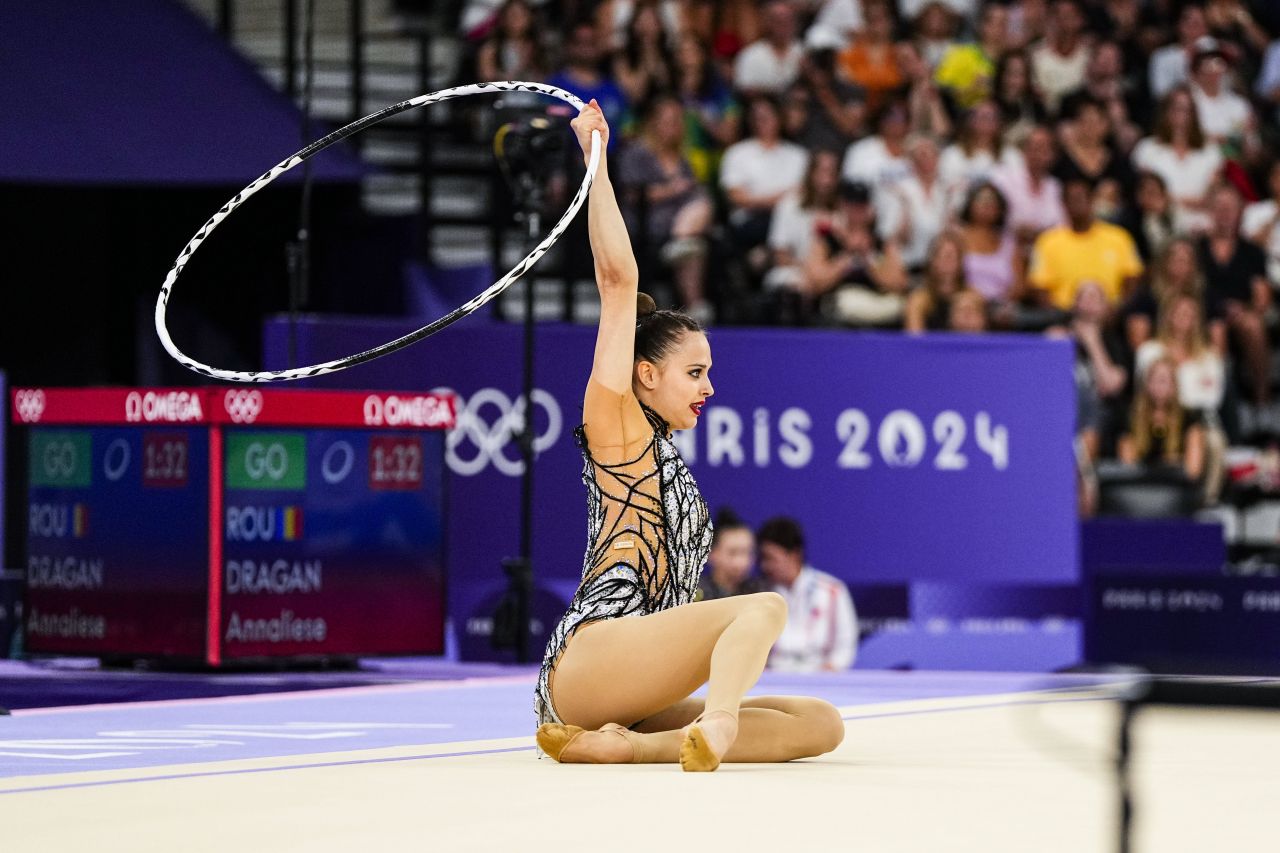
left=73, top=504, right=89, bottom=538
left=281, top=506, right=303, bottom=541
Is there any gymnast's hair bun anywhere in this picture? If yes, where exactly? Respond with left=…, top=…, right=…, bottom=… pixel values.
left=636, top=292, right=658, bottom=319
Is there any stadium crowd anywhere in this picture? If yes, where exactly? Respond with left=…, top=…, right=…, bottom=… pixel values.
left=458, top=0, right=1280, bottom=510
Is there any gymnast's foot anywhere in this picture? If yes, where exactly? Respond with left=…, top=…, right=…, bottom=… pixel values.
left=680, top=709, right=737, bottom=772
left=540, top=722, right=636, bottom=764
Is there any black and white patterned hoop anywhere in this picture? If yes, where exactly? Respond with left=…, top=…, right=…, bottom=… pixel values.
left=155, top=81, right=600, bottom=382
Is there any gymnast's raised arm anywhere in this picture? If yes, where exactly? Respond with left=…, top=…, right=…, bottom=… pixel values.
left=571, top=100, right=649, bottom=454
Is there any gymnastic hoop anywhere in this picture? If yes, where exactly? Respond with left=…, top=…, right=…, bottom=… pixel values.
left=155, top=81, right=601, bottom=382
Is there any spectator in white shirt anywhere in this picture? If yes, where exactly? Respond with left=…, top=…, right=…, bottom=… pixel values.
left=885, top=135, right=954, bottom=270
left=1031, top=0, right=1092, bottom=115
left=757, top=517, right=857, bottom=672
left=721, top=95, right=810, bottom=256
left=1131, top=86, right=1223, bottom=234
left=766, top=149, right=842, bottom=292
left=940, top=99, right=1006, bottom=201
left=1149, top=3, right=1209, bottom=101
left=1135, top=292, right=1225, bottom=414
left=733, top=0, right=804, bottom=95
left=1242, top=160, right=1280, bottom=283
left=1187, top=40, right=1257, bottom=151
left=841, top=100, right=913, bottom=189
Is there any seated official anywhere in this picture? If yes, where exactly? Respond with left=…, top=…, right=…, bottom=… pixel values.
left=757, top=516, right=858, bottom=671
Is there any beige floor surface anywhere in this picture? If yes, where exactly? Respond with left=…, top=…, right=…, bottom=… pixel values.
left=5, top=690, right=1276, bottom=852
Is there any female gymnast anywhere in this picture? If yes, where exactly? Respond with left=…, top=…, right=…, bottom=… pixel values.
left=534, top=100, right=846, bottom=771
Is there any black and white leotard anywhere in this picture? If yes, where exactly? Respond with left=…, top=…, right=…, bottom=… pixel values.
left=534, top=403, right=713, bottom=727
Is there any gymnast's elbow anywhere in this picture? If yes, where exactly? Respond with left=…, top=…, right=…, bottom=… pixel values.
left=595, top=267, right=639, bottom=295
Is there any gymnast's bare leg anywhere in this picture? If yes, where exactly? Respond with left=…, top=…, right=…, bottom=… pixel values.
left=549, top=594, right=845, bottom=764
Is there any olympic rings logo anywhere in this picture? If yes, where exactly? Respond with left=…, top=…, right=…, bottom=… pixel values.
left=223, top=390, right=263, bottom=424
left=14, top=389, right=46, bottom=423
left=439, top=387, right=562, bottom=477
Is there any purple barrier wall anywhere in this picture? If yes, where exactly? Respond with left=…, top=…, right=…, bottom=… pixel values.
left=265, top=319, right=1079, bottom=665
left=1086, top=575, right=1280, bottom=674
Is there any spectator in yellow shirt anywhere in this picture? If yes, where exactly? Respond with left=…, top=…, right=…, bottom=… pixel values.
left=1028, top=178, right=1144, bottom=310
left=934, top=3, right=1008, bottom=108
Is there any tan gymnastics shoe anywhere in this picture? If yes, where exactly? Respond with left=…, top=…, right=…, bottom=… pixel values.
left=679, top=722, right=720, bottom=772
left=536, top=723, right=586, bottom=763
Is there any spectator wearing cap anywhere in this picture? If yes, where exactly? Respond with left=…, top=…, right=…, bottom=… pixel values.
left=1028, top=178, right=1144, bottom=310
left=1187, top=38, right=1257, bottom=153
left=1031, top=0, right=1092, bottom=116
left=733, top=0, right=804, bottom=96
left=804, top=179, right=908, bottom=326
left=1149, top=2, right=1209, bottom=100
left=757, top=517, right=857, bottom=672
left=1131, top=86, right=1223, bottom=234
left=991, top=125, right=1066, bottom=244
left=1203, top=0, right=1270, bottom=68
left=935, top=1, right=1009, bottom=108
left=720, top=96, right=810, bottom=260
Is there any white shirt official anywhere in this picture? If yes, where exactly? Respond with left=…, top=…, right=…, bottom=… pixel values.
left=768, top=566, right=858, bottom=672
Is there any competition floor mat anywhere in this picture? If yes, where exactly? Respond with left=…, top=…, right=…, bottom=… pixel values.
left=2, top=669, right=1275, bottom=851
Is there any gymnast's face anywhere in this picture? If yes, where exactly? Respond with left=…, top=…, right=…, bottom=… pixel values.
left=634, top=331, right=714, bottom=432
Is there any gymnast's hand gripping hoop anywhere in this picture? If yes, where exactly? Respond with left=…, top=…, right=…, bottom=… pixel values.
left=155, top=82, right=601, bottom=383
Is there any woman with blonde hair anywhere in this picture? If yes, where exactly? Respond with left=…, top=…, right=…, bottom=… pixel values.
left=1135, top=293, right=1225, bottom=415
left=1118, top=357, right=1207, bottom=483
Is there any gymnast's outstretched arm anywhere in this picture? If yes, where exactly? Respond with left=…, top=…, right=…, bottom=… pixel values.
left=571, top=100, right=648, bottom=452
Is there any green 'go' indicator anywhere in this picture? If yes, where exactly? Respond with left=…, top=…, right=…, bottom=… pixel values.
left=226, top=433, right=306, bottom=490
left=31, top=431, right=92, bottom=488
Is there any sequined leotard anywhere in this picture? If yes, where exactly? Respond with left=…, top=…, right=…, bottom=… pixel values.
left=534, top=403, right=713, bottom=726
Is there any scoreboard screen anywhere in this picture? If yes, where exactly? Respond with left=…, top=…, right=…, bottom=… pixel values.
left=13, top=387, right=454, bottom=665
